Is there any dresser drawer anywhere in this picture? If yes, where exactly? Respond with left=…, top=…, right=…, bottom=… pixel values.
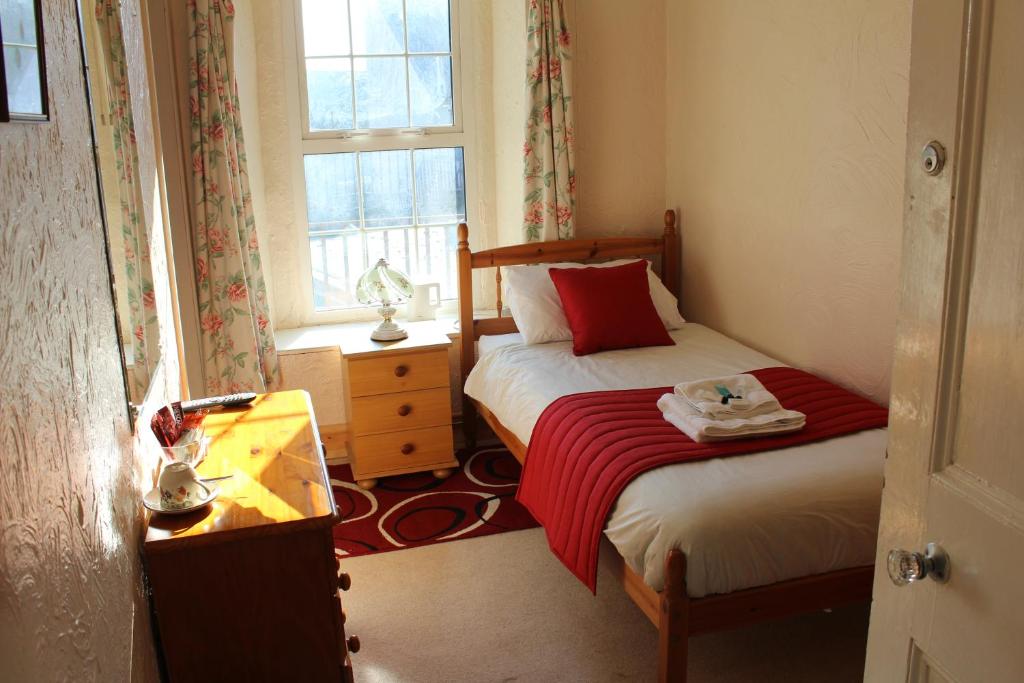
left=347, top=350, right=449, bottom=397
left=350, top=387, right=451, bottom=436
left=352, top=426, right=454, bottom=475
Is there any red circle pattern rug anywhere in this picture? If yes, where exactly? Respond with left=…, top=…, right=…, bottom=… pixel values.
left=328, top=446, right=539, bottom=557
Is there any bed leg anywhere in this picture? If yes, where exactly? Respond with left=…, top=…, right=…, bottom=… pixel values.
left=658, top=550, right=689, bottom=683
left=462, top=398, right=477, bottom=450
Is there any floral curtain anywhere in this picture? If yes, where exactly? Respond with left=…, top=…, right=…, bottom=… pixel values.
left=94, top=0, right=157, bottom=399
left=188, top=0, right=279, bottom=394
left=522, top=0, right=576, bottom=242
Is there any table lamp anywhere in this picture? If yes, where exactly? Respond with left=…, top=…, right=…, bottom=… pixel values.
left=356, top=258, right=415, bottom=341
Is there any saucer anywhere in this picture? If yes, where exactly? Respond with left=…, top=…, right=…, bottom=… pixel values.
left=143, top=484, right=219, bottom=515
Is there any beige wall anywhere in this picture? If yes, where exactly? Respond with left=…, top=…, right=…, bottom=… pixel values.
left=242, top=0, right=908, bottom=404
left=665, top=0, right=912, bottom=403
left=574, top=0, right=666, bottom=237
left=0, top=1, right=180, bottom=680
left=491, top=0, right=527, bottom=247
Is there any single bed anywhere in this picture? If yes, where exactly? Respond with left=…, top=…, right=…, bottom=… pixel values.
left=456, top=212, right=883, bottom=682
left=467, top=325, right=886, bottom=598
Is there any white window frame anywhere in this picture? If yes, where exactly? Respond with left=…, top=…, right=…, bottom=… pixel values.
left=290, top=0, right=469, bottom=324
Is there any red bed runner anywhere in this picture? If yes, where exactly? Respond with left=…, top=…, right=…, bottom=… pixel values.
left=515, top=366, right=889, bottom=592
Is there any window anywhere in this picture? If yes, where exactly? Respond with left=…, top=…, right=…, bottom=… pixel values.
left=0, top=0, right=49, bottom=122
left=297, top=0, right=465, bottom=314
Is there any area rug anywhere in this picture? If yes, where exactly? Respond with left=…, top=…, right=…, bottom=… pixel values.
left=328, top=446, right=538, bottom=557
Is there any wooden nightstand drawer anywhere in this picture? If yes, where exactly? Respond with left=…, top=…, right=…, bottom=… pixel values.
left=351, top=387, right=451, bottom=436
left=351, top=426, right=455, bottom=475
left=347, top=349, right=449, bottom=397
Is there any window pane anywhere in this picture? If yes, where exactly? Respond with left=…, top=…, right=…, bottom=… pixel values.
left=306, top=58, right=354, bottom=130
left=406, top=0, right=450, bottom=53
left=4, top=46, right=42, bottom=115
left=303, top=153, right=360, bottom=233
left=382, top=227, right=412, bottom=276
left=1, top=0, right=38, bottom=45
left=302, top=0, right=350, bottom=56
left=413, top=148, right=464, bottom=225
left=349, top=0, right=404, bottom=55
left=305, top=148, right=464, bottom=311
left=414, top=224, right=457, bottom=299
left=359, top=150, right=413, bottom=229
left=409, top=56, right=452, bottom=127
left=353, top=56, right=407, bottom=128
left=310, top=234, right=362, bottom=309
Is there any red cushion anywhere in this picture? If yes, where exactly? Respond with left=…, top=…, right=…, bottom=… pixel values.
left=548, top=260, right=675, bottom=356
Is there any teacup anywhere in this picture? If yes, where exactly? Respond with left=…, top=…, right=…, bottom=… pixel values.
left=158, top=462, right=211, bottom=511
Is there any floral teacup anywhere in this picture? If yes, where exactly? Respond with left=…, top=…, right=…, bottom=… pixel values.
left=158, top=462, right=211, bottom=511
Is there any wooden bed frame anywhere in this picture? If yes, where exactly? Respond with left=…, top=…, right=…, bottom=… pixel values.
left=455, top=211, right=875, bottom=682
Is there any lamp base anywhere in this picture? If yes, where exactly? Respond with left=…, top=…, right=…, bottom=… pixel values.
left=370, top=317, right=408, bottom=341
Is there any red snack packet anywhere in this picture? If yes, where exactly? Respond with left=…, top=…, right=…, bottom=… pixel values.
left=151, top=406, right=176, bottom=447
left=182, top=410, right=208, bottom=431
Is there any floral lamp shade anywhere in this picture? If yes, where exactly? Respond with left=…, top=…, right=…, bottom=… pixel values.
left=357, top=258, right=415, bottom=341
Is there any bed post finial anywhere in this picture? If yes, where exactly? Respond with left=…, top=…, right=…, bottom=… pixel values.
left=662, top=210, right=680, bottom=300
left=457, top=222, right=469, bottom=249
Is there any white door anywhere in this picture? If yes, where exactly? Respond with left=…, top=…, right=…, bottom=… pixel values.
left=864, top=0, right=1024, bottom=680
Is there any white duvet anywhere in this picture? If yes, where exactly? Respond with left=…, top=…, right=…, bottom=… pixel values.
left=466, top=324, right=886, bottom=597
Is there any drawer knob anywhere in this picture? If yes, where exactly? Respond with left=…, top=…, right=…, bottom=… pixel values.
left=401, top=443, right=415, bottom=455
left=347, top=635, right=361, bottom=654
left=338, top=571, right=352, bottom=591
left=397, top=404, right=412, bottom=417
left=394, top=364, right=409, bottom=377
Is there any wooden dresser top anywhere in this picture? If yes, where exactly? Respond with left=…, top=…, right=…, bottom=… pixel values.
left=144, top=391, right=338, bottom=553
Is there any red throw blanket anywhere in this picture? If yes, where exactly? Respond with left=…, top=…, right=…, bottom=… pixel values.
left=515, top=367, right=889, bottom=592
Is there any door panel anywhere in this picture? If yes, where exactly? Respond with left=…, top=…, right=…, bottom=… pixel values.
left=952, top=0, right=1024, bottom=501
left=922, top=484, right=1024, bottom=681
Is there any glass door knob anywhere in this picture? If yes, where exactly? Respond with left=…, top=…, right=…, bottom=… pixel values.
left=887, top=542, right=950, bottom=586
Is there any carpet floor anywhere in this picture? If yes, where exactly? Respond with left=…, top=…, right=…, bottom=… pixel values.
left=338, top=527, right=870, bottom=682
left=329, top=447, right=539, bottom=557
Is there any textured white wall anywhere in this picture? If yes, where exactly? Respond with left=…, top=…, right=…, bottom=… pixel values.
left=665, top=0, right=912, bottom=403
left=233, top=0, right=273, bottom=299
left=0, top=1, right=179, bottom=680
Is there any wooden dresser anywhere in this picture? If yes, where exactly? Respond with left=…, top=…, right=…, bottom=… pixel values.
left=144, top=391, right=358, bottom=682
left=343, top=328, right=458, bottom=489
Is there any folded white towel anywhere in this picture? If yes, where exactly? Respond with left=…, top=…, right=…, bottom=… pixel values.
left=674, top=373, right=782, bottom=419
left=657, top=393, right=806, bottom=443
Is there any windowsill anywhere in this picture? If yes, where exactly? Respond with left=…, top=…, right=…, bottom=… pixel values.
left=276, top=314, right=462, bottom=355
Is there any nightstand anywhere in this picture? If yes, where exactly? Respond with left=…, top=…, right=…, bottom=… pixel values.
left=343, top=327, right=458, bottom=489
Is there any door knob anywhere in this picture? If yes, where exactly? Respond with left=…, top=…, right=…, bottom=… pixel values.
left=887, top=542, right=950, bottom=586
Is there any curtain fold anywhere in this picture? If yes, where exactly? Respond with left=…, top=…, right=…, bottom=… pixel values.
left=522, top=0, right=576, bottom=242
left=188, top=0, right=279, bottom=394
left=94, top=0, right=157, bottom=399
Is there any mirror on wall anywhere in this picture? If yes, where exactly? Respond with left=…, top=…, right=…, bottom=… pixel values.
left=79, top=0, right=160, bottom=414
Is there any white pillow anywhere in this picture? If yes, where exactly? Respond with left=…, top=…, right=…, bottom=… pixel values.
left=505, top=259, right=685, bottom=345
